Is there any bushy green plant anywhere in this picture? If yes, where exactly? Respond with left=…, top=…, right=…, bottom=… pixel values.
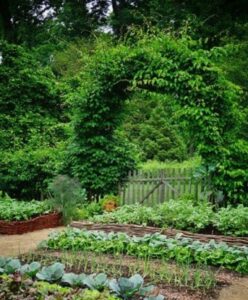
left=158, top=197, right=214, bottom=232
left=0, top=197, right=51, bottom=221
left=0, top=42, right=67, bottom=200
left=214, top=205, right=248, bottom=236
left=91, top=196, right=214, bottom=232
left=75, top=201, right=103, bottom=220
left=91, top=204, right=160, bottom=226
left=48, top=175, right=86, bottom=224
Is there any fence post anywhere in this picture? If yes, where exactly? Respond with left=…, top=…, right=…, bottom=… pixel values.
left=160, top=170, right=165, bottom=203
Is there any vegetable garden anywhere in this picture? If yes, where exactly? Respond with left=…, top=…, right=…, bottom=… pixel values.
left=1, top=1, right=248, bottom=299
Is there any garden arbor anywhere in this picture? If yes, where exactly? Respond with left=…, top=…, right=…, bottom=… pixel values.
left=70, top=34, right=247, bottom=203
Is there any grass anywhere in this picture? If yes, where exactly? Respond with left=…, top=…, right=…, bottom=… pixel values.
left=139, top=156, right=201, bottom=172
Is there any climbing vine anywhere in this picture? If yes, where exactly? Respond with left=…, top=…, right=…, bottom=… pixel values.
left=69, top=33, right=247, bottom=203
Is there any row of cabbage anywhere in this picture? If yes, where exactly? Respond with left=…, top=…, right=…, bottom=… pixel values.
left=0, top=257, right=163, bottom=300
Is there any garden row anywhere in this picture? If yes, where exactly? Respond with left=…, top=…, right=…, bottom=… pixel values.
left=86, top=196, right=248, bottom=236
left=0, top=257, right=163, bottom=300
left=42, top=228, right=248, bottom=274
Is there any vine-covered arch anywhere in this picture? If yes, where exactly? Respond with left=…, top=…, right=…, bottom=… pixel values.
left=69, top=34, right=246, bottom=202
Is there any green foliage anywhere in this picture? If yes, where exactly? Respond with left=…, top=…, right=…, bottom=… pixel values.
left=0, top=41, right=68, bottom=200
left=75, top=201, right=103, bottom=221
left=84, top=273, right=108, bottom=291
left=140, top=157, right=201, bottom=172
left=121, top=93, right=188, bottom=162
left=36, top=263, right=65, bottom=282
left=214, top=205, right=248, bottom=236
left=0, top=196, right=51, bottom=221
left=90, top=198, right=248, bottom=236
left=44, top=228, right=248, bottom=274
left=34, top=281, right=71, bottom=297
left=74, top=289, right=120, bottom=300
left=91, top=197, right=214, bottom=233
left=109, top=274, right=154, bottom=300
left=67, top=30, right=245, bottom=202
left=20, top=262, right=41, bottom=278
left=62, top=273, right=87, bottom=287
left=0, top=259, right=161, bottom=299
left=48, top=175, right=86, bottom=224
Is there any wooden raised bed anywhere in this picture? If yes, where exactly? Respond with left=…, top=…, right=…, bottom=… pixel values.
left=71, top=221, right=248, bottom=247
left=0, top=212, right=62, bottom=235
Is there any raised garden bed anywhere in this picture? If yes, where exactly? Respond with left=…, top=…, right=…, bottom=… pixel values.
left=0, top=212, right=62, bottom=235
left=71, top=221, right=248, bottom=247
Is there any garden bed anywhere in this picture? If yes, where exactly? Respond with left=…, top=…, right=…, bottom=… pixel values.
left=0, top=212, right=62, bottom=235
left=71, top=221, right=248, bottom=247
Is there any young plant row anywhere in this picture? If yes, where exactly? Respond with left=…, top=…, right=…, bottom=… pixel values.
left=23, top=250, right=217, bottom=291
left=0, top=257, right=164, bottom=300
left=42, top=229, right=248, bottom=274
left=90, top=199, right=248, bottom=236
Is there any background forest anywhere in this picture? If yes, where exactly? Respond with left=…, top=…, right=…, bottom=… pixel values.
left=0, top=0, right=248, bottom=204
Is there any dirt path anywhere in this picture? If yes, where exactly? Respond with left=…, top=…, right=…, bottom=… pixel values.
left=0, top=227, right=65, bottom=257
left=218, top=278, right=248, bottom=300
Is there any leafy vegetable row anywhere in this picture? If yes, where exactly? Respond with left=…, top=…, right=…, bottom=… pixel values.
left=42, top=229, right=248, bottom=274
left=0, top=197, right=51, bottom=221
left=90, top=199, right=248, bottom=236
left=0, top=257, right=164, bottom=300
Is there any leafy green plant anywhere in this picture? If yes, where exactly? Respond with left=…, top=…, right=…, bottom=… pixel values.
left=213, top=205, right=248, bottom=236
left=0, top=197, right=51, bottom=221
left=3, top=259, right=21, bottom=274
left=36, top=262, right=65, bottom=282
left=20, top=262, right=41, bottom=278
left=0, top=258, right=163, bottom=299
left=43, top=228, right=248, bottom=274
left=62, top=273, right=86, bottom=287
left=75, top=201, right=103, bottom=220
left=35, top=281, right=71, bottom=296
left=84, top=273, right=108, bottom=291
left=109, top=274, right=161, bottom=300
left=91, top=196, right=214, bottom=233
left=48, top=175, right=86, bottom=224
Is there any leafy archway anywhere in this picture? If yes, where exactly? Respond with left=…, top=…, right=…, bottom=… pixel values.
left=69, top=33, right=247, bottom=203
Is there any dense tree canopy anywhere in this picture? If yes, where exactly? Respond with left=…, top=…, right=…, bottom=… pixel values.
left=0, top=0, right=247, bottom=203
left=0, top=42, right=68, bottom=199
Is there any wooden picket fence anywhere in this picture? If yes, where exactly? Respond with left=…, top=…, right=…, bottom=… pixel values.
left=118, top=168, right=208, bottom=206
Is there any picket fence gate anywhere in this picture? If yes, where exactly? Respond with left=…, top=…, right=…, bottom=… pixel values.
left=118, top=168, right=208, bottom=205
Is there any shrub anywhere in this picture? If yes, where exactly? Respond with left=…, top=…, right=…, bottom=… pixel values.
left=48, top=175, right=86, bottom=224
left=158, top=197, right=214, bottom=232
left=213, top=205, right=248, bottom=236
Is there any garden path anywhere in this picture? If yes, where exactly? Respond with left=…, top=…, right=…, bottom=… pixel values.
left=218, top=278, right=248, bottom=300
left=0, top=227, right=65, bottom=257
